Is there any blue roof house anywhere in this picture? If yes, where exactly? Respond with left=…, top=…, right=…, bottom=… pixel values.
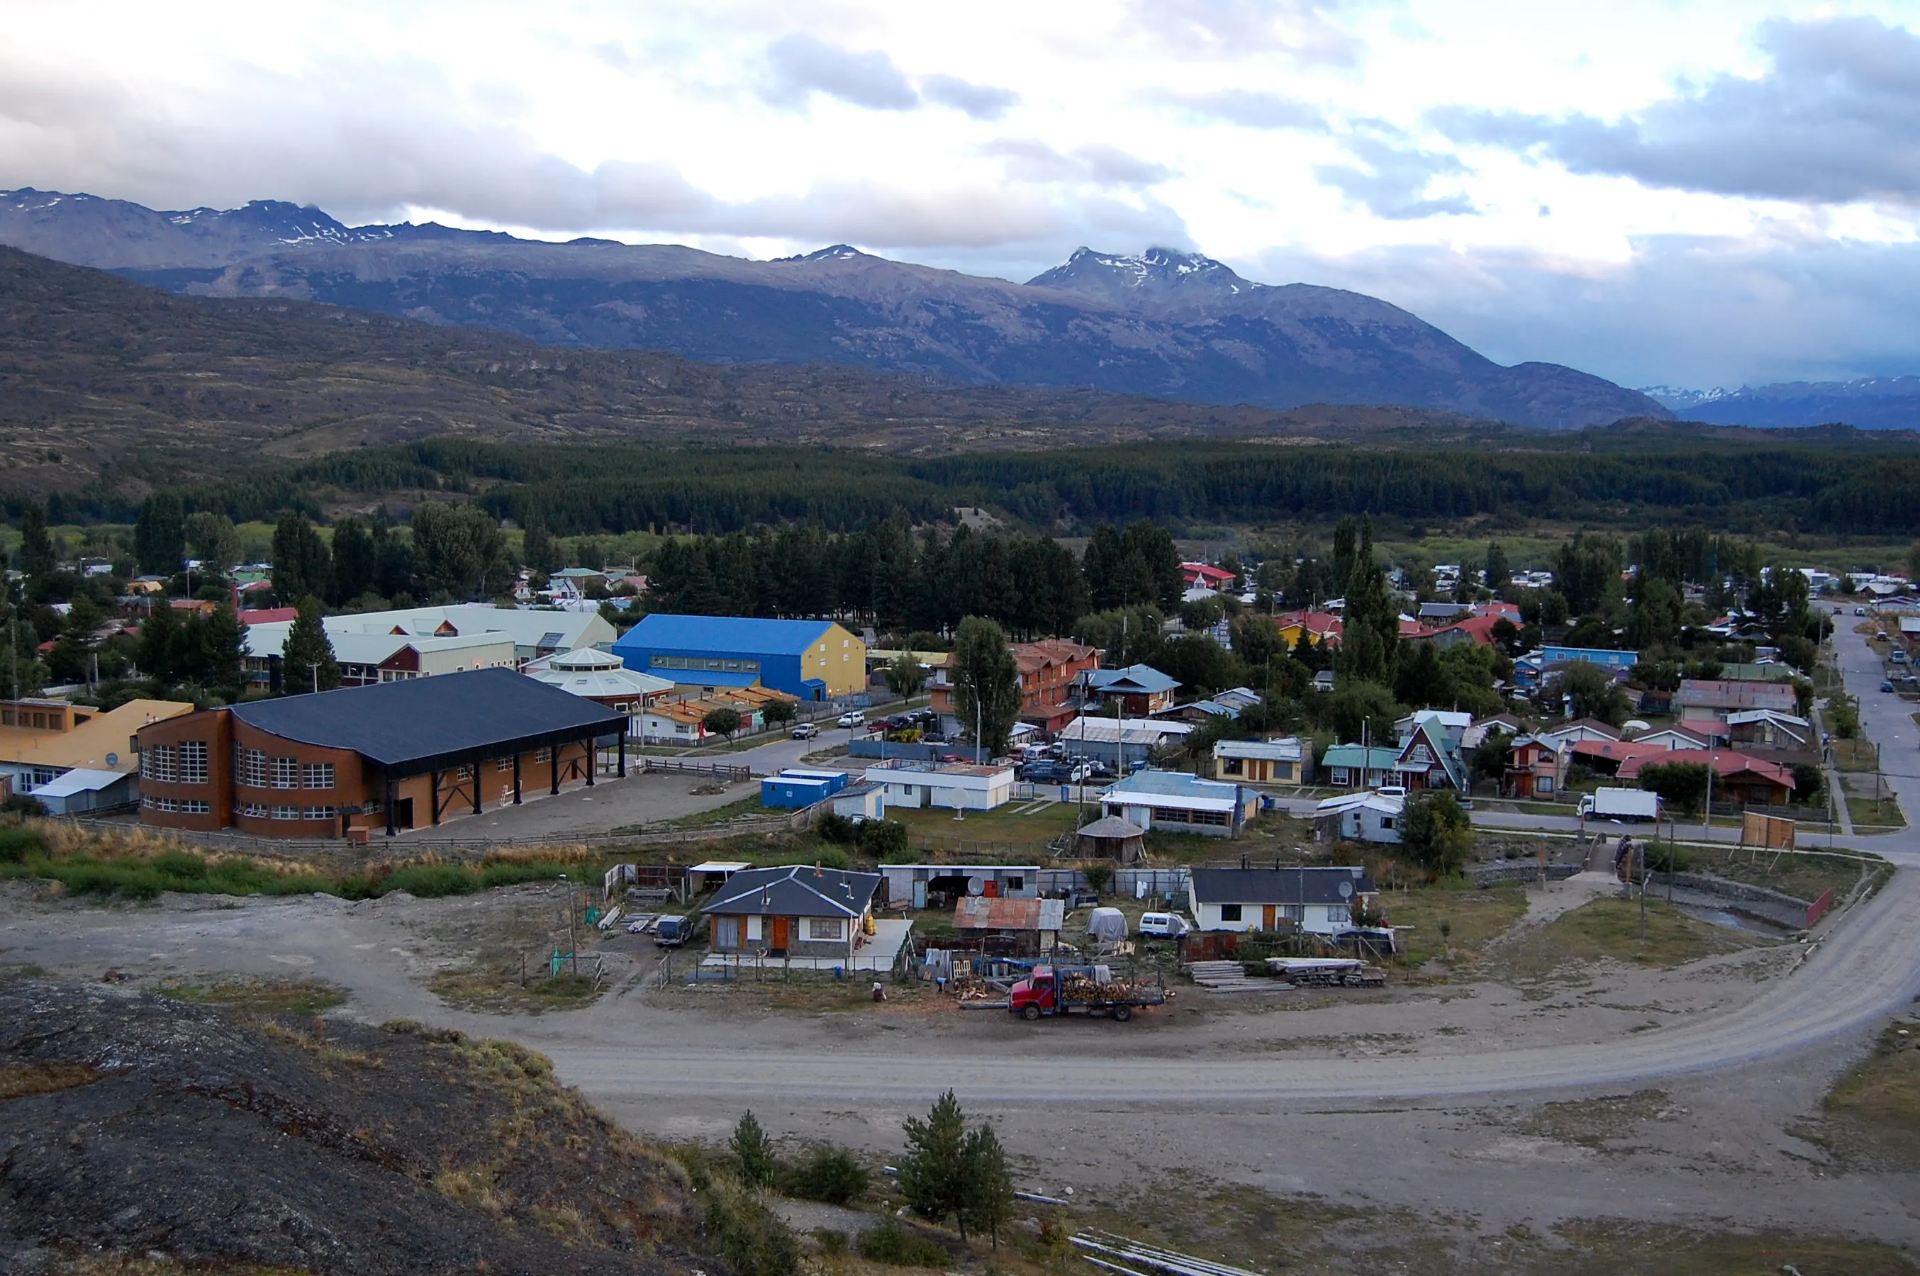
left=611, top=614, right=867, bottom=701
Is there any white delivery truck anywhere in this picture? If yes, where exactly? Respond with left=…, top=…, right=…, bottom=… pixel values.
left=1577, top=788, right=1661, bottom=822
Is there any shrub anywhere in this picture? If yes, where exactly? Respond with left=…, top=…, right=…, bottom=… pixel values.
left=1081, top=861, right=1114, bottom=894
left=2, top=795, right=46, bottom=818
left=1644, top=842, right=1690, bottom=874
left=857, top=1221, right=949, bottom=1268
left=854, top=819, right=908, bottom=860
left=816, top=812, right=857, bottom=844
left=706, top=1178, right=801, bottom=1276
left=731, top=1111, right=777, bottom=1189
left=0, top=825, right=45, bottom=864
left=783, top=1147, right=868, bottom=1206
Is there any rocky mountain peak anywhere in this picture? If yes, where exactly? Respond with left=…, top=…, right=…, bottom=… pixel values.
left=1026, top=245, right=1255, bottom=303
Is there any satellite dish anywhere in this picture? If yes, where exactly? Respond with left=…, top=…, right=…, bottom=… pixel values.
left=1338, top=880, right=1354, bottom=898
left=967, top=876, right=986, bottom=896
left=1622, top=719, right=1652, bottom=736
left=105, top=752, right=119, bottom=768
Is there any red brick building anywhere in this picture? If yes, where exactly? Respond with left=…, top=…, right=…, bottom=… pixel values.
left=135, top=668, right=625, bottom=839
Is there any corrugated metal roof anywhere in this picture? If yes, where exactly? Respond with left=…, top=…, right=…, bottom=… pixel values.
left=951, top=896, right=1066, bottom=931
left=614, top=614, right=841, bottom=658
left=228, top=667, right=623, bottom=768
left=702, top=865, right=881, bottom=918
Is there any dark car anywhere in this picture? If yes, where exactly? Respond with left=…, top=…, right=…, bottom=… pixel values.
left=1883, top=680, right=1895, bottom=693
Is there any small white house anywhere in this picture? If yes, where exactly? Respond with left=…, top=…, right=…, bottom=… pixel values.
left=1099, top=769, right=1256, bottom=837
left=1187, top=866, right=1378, bottom=937
left=829, top=781, right=886, bottom=821
left=1312, top=790, right=1405, bottom=844
left=863, top=760, right=1014, bottom=811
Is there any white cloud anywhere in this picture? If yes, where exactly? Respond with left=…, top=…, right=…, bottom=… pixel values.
left=761, top=33, right=919, bottom=110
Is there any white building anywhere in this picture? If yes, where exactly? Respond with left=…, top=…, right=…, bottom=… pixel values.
left=1187, top=866, right=1378, bottom=937
left=864, top=760, right=1015, bottom=811
left=1312, top=790, right=1405, bottom=844
left=1099, top=769, right=1256, bottom=837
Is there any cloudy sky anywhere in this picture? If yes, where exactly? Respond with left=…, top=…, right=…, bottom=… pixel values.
left=5, top=0, right=1920, bottom=389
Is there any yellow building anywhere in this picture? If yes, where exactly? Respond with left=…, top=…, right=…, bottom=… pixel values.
left=0, top=697, right=195, bottom=793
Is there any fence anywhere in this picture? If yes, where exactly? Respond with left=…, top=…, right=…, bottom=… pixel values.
left=63, top=813, right=805, bottom=858
left=1035, top=867, right=1193, bottom=899
left=1806, top=887, right=1837, bottom=928
left=640, top=758, right=752, bottom=782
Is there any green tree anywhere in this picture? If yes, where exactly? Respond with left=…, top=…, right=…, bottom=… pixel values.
left=897, top=1090, right=969, bottom=1230
left=1556, top=661, right=1630, bottom=726
left=731, top=1110, right=778, bottom=1190
left=1484, top=540, right=1510, bottom=593
left=960, top=1123, right=1014, bottom=1248
left=1319, top=679, right=1401, bottom=746
left=136, top=600, right=180, bottom=685
left=184, top=511, right=242, bottom=575
left=703, top=705, right=744, bottom=742
left=1336, top=518, right=1399, bottom=687
left=47, top=597, right=103, bottom=684
left=1470, top=729, right=1515, bottom=787
left=521, top=516, right=562, bottom=576
left=885, top=653, right=927, bottom=700
left=271, top=511, right=333, bottom=605
left=18, top=502, right=55, bottom=580
left=761, top=699, right=798, bottom=727
left=1400, top=791, right=1472, bottom=878
left=951, top=616, right=1023, bottom=758
left=1637, top=761, right=1711, bottom=815
left=411, top=503, right=511, bottom=599
left=329, top=518, right=379, bottom=604
left=281, top=596, right=341, bottom=694
left=133, top=493, right=186, bottom=577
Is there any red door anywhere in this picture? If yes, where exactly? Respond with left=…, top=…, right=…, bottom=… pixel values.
left=770, top=917, right=790, bottom=951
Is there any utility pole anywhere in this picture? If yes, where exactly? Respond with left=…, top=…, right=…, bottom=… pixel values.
left=558, top=873, right=578, bottom=975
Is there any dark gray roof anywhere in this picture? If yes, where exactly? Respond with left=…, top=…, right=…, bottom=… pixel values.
left=702, top=865, right=881, bottom=919
left=1189, top=866, right=1376, bottom=907
left=229, top=667, right=624, bottom=771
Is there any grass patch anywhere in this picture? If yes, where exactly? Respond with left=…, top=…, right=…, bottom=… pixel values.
left=1673, top=844, right=1885, bottom=904
left=0, top=1060, right=107, bottom=1101
left=1821, top=1018, right=1920, bottom=1172
left=1847, top=796, right=1908, bottom=829
left=1375, top=882, right=1528, bottom=969
left=1544, top=897, right=1769, bottom=969
left=1832, top=737, right=1882, bottom=772
left=1546, top=1220, right=1915, bottom=1275
left=430, top=966, right=604, bottom=1014
left=890, top=799, right=1081, bottom=851
left=157, top=976, right=348, bottom=1017
left=670, top=794, right=770, bottom=828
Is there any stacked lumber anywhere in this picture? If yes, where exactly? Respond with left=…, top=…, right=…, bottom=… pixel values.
left=1061, top=973, right=1140, bottom=1002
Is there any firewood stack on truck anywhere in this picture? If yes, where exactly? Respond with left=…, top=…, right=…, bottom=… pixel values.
left=1006, top=963, right=1167, bottom=1022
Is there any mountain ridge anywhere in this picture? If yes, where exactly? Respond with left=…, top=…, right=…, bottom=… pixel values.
left=1642, top=377, right=1920, bottom=431
left=0, top=186, right=1665, bottom=431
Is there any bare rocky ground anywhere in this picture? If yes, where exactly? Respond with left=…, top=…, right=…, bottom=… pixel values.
left=2, top=879, right=1916, bottom=1272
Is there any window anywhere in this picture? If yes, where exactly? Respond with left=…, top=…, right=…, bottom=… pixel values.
left=535, top=746, right=552, bottom=763
left=1538, top=777, right=1554, bottom=794
left=180, top=742, right=208, bottom=785
left=746, top=915, right=763, bottom=942
left=235, top=801, right=267, bottom=819
left=455, top=764, right=475, bottom=780
left=1220, top=904, right=1243, bottom=922
left=235, top=746, right=268, bottom=789
left=270, top=805, right=300, bottom=820
left=1380, top=817, right=1396, bottom=831
left=26, top=767, right=57, bottom=791
left=1006, top=875, right=1024, bottom=891
left=1221, top=757, right=1243, bottom=776
left=144, top=795, right=178, bottom=813
left=496, top=758, right=513, bottom=774
left=271, top=756, right=300, bottom=789
left=142, top=745, right=177, bottom=783
left=806, top=917, right=843, bottom=941
left=303, top=806, right=336, bottom=820
left=302, top=762, right=334, bottom=790
left=181, top=800, right=210, bottom=815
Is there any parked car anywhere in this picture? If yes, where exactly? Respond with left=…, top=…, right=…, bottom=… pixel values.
left=1856, top=606, right=1867, bottom=615
left=791, top=722, right=819, bottom=740
left=1138, top=912, right=1191, bottom=939
left=1883, top=680, right=1896, bottom=693
left=836, top=711, right=865, bottom=728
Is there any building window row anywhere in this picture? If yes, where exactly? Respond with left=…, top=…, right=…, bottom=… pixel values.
left=234, top=745, right=335, bottom=790
left=144, top=742, right=209, bottom=784
left=235, top=802, right=336, bottom=821
left=143, top=796, right=211, bottom=815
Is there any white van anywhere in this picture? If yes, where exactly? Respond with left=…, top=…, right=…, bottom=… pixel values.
left=1139, top=912, right=1191, bottom=939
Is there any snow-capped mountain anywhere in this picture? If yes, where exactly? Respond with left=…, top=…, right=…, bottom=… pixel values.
left=0, top=187, right=1668, bottom=430
left=1644, top=378, right=1920, bottom=430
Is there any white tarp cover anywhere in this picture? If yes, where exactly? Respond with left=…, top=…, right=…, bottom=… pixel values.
left=1085, top=907, right=1128, bottom=941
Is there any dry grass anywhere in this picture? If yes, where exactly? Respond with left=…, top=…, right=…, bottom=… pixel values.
left=1375, top=883, right=1529, bottom=970
left=429, top=966, right=604, bottom=1014
left=1513, top=1090, right=1673, bottom=1149
left=1821, top=1018, right=1920, bottom=1172
left=0, top=1060, right=106, bottom=1101
left=156, top=976, right=347, bottom=1017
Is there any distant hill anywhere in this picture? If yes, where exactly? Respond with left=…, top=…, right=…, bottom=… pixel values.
left=1642, top=379, right=1920, bottom=431
left=0, top=187, right=1668, bottom=431
left=0, top=245, right=1550, bottom=496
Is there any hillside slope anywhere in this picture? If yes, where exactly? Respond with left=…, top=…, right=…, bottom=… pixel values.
left=0, top=188, right=1667, bottom=430
left=0, top=246, right=1534, bottom=494
left=0, top=979, right=701, bottom=1275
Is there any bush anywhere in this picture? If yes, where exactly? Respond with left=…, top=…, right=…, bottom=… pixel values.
left=2, top=795, right=46, bottom=818
left=1644, top=842, right=1689, bottom=874
left=816, top=812, right=857, bottom=844
left=783, top=1147, right=868, bottom=1206
left=0, top=825, right=45, bottom=864
left=1081, top=861, right=1114, bottom=894
left=707, top=1179, right=801, bottom=1276
left=857, top=1221, right=949, bottom=1268
left=854, top=819, right=908, bottom=860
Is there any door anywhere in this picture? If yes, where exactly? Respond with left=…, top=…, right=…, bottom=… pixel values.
left=1262, top=905, right=1276, bottom=930
left=770, top=917, right=791, bottom=952
left=393, top=798, right=414, bottom=829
